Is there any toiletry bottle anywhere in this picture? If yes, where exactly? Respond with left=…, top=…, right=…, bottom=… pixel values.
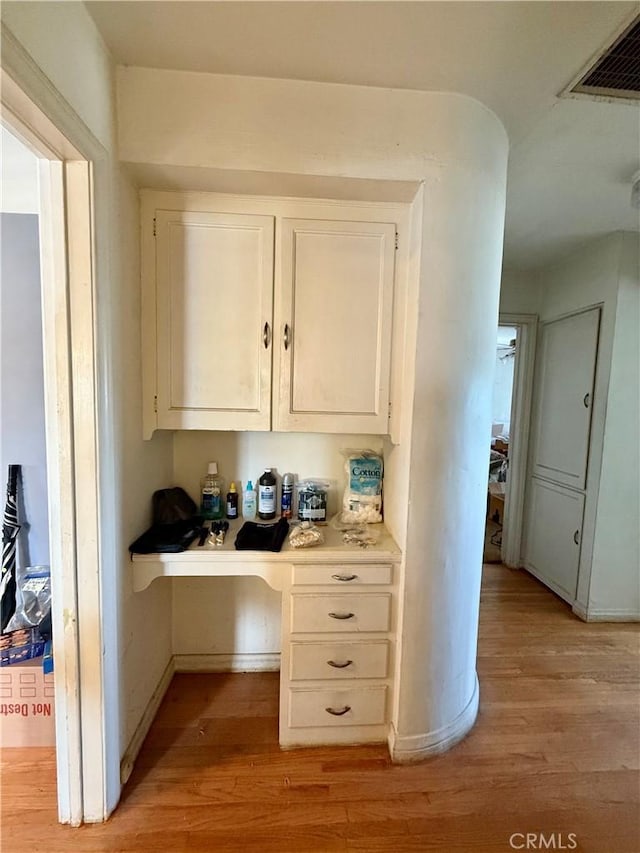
left=281, top=473, right=294, bottom=519
left=201, top=462, right=224, bottom=520
left=258, top=468, right=277, bottom=520
left=243, top=481, right=257, bottom=520
left=226, top=482, right=239, bottom=520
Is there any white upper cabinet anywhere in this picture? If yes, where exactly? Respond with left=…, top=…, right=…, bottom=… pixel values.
left=274, top=219, right=396, bottom=433
left=142, top=192, right=404, bottom=438
left=154, top=210, right=274, bottom=431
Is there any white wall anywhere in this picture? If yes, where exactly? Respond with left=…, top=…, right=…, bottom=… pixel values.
left=1, top=126, right=39, bottom=214
left=492, top=326, right=517, bottom=435
left=533, top=232, right=639, bottom=619
left=589, top=233, right=640, bottom=617
left=499, top=268, right=541, bottom=314
left=118, top=66, right=509, bottom=757
left=0, top=211, right=49, bottom=568
left=1, top=1, right=174, bottom=816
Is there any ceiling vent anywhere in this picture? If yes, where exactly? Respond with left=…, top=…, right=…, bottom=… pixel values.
left=565, top=16, right=640, bottom=102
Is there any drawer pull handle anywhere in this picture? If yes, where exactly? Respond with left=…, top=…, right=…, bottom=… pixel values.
left=328, top=612, right=355, bottom=620
left=327, top=659, right=353, bottom=668
left=325, top=705, right=351, bottom=716
left=331, top=573, right=358, bottom=582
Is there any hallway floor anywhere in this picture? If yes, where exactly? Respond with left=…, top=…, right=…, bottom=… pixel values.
left=1, top=565, right=638, bottom=852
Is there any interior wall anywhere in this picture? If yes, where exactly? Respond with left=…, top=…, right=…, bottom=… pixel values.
left=533, top=231, right=638, bottom=618
left=589, top=232, right=640, bottom=618
left=0, top=211, right=49, bottom=568
left=499, top=268, right=541, bottom=314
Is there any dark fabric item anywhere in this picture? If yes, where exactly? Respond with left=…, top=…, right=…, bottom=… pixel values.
left=152, top=487, right=198, bottom=524
left=235, top=518, right=289, bottom=552
left=1, top=465, right=21, bottom=633
left=129, top=517, right=204, bottom=554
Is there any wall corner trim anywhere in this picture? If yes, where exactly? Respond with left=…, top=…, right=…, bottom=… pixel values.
left=388, top=674, right=479, bottom=763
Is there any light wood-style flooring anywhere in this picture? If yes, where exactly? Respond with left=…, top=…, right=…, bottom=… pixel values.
left=2, top=565, right=638, bottom=852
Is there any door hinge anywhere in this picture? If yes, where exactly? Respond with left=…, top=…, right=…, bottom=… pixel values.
left=153, top=217, right=157, bottom=237
left=154, top=395, right=158, bottom=413
left=388, top=401, right=392, bottom=418
left=395, top=232, right=399, bottom=251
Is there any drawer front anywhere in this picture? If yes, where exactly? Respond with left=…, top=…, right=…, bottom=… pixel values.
left=291, top=593, right=391, bottom=633
left=292, top=563, right=392, bottom=586
left=290, top=640, right=389, bottom=680
left=288, top=686, right=387, bottom=728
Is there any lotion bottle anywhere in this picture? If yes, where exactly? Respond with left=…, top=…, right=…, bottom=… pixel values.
left=243, top=481, right=257, bottom=520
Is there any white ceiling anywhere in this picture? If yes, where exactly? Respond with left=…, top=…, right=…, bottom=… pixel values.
left=87, top=0, right=640, bottom=270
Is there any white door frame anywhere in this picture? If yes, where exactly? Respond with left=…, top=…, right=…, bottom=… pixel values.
left=498, top=313, right=538, bottom=568
left=1, top=30, right=112, bottom=824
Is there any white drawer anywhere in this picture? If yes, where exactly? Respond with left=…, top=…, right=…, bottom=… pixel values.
left=292, top=563, right=392, bottom=586
left=290, top=593, right=391, bottom=633
left=290, top=640, right=389, bottom=680
left=288, top=686, right=387, bottom=728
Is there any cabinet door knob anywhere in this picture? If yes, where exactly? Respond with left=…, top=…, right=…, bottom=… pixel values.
left=328, top=611, right=355, bottom=620
left=573, top=529, right=580, bottom=545
left=331, top=573, right=358, bottom=582
left=283, top=323, right=291, bottom=351
left=583, top=393, right=590, bottom=408
left=325, top=705, right=351, bottom=716
left=327, top=659, right=353, bottom=668
left=263, top=322, right=271, bottom=349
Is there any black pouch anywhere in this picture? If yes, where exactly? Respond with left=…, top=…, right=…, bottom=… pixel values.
left=234, top=518, right=289, bottom=552
left=152, top=487, right=198, bottom=524
left=129, top=517, right=204, bottom=554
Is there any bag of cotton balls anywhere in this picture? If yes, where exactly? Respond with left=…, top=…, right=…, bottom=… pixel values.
left=341, top=450, right=383, bottom=524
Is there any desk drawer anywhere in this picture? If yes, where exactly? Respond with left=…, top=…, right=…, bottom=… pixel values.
left=292, top=563, right=392, bottom=586
left=291, top=593, right=391, bottom=633
left=290, top=640, right=389, bottom=680
left=288, top=686, right=387, bottom=728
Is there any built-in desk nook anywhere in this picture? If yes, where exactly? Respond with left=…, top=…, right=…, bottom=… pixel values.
left=132, top=523, right=401, bottom=749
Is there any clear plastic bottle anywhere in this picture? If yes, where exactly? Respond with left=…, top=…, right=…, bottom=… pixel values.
left=201, top=462, right=224, bottom=520
left=243, top=481, right=257, bottom=520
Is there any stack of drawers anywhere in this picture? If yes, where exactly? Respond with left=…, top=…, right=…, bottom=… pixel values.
left=279, top=561, right=395, bottom=747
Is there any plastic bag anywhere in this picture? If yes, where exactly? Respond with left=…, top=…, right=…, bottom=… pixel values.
left=5, top=565, right=51, bottom=632
left=340, top=450, right=383, bottom=523
left=297, top=479, right=330, bottom=523
left=289, top=521, right=324, bottom=549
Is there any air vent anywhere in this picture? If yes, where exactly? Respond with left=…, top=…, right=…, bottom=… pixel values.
left=568, top=16, right=640, bottom=101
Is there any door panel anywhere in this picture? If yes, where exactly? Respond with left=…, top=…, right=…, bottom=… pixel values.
left=155, top=210, right=274, bottom=431
left=275, top=219, right=395, bottom=433
left=531, top=309, right=600, bottom=490
left=524, top=477, right=585, bottom=604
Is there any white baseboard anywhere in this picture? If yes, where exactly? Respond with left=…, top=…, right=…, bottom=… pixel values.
left=174, top=652, right=281, bottom=673
left=120, top=656, right=175, bottom=785
left=388, top=674, right=479, bottom=763
left=573, top=604, right=640, bottom=622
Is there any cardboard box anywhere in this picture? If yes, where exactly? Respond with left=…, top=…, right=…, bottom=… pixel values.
left=488, top=482, right=506, bottom=524
left=0, top=658, right=55, bottom=747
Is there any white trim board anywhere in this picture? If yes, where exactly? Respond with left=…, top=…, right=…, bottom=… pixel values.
left=174, top=653, right=281, bottom=673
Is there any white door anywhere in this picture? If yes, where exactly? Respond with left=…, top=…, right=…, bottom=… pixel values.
left=530, top=309, right=600, bottom=490
left=274, top=218, right=396, bottom=433
left=523, top=478, right=585, bottom=603
left=155, top=210, right=274, bottom=430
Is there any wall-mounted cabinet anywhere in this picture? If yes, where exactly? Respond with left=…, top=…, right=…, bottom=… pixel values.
left=142, top=192, right=402, bottom=439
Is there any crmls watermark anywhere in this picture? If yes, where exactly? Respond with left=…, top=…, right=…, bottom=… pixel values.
left=509, top=833, right=578, bottom=850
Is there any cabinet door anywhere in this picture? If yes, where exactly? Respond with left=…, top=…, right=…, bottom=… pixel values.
left=155, top=210, right=274, bottom=430
left=275, top=219, right=396, bottom=433
left=523, top=477, right=585, bottom=604
left=530, top=309, right=600, bottom=490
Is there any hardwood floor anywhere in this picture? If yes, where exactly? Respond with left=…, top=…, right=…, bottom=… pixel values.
left=1, top=565, right=638, bottom=852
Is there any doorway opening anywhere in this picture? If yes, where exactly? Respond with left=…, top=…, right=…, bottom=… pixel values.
left=483, top=313, right=538, bottom=569
left=1, top=58, right=110, bottom=824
